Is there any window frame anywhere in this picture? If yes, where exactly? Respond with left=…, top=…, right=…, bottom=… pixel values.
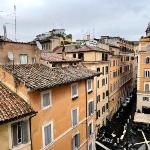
left=41, top=90, right=52, bottom=110
left=87, top=79, right=92, bottom=93
left=71, top=83, right=78, bottom=99
left=88, top=100, right=94, bottom=116
left=144, top=82, right=150, bottom=92
left=72, top=131, right=80, bottom=150
left=20, top=54, right=28, bottom=64
left=11, top=120, right=29, bottom=148
left=42, top=121, right=54, bottom=149
left=87, top=120, right=93, bottom=136
left=71, top=107, right=79, bottom=127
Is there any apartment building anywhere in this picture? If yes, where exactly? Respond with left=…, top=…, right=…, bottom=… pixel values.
left=40, top=51, right=81, bottom=67
left=0, top=81, right=36, bottom=150
left=0, top=64, right=98, bottom=150
left=54, top=45, right=110, bottom=132
left=34, top=29, right=72, bottom=51
left=0, top=37, right=40, bottom=65
left=134, top=23, right=150, bottom=124
left=108, top=44, right=135, bottom=118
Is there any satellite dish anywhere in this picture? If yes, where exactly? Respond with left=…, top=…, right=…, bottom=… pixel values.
left=36, top=41, right=42, bottom=50
left=8, top=52, right=14, bottom=61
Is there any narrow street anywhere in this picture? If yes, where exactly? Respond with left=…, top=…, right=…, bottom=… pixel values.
left=96, top=90, right=137, bottom=150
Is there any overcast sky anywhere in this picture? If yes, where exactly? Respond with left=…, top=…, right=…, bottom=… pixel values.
left=0, top=0, right=150, bottom=42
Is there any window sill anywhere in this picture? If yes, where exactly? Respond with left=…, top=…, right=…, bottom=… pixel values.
left=87, top=90, right=93, bottom=94
left=72, top=96, right=78, bottom=100
left=43, top=141, right=54, bottom=150
left=42, top=105, right=52, bottom=110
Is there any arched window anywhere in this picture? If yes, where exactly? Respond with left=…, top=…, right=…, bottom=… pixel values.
left=145, top=57, right=150, bottom=64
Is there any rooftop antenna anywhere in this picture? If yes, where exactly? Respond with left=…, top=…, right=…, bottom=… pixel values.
left=14, top=4, right=17, bottom=41
left=3, top=24, right=7, bottom=39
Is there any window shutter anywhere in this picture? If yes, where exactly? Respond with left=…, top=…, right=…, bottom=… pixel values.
left=145, top=84, right=149, bottom=91
left=22, top=121, right=28, bottom=144
left=92, top=101, right=94, bottom=113
left=72, top=109, right=78, bottom=126
left=88, top=103, right=90, bottom=116
left=12, top=124, right=17, bottom=146
left=44, top=124, right=51, bottom=146
left=77, top=133, right=80, bottom=147
left=43, top=93, right=50, bottom=107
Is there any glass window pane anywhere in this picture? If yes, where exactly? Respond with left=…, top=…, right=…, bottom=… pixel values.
left=44, top=124, right=51, bottom=146
left=43, top=93, right=50, bottom=107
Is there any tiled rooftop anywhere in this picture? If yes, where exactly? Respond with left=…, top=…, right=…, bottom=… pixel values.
left=2, top=64, right=98, bottom=90
left=41, top=52, right=80, bottom=63
left=53, top=45, right=109, bottom=53
left=0, top=81, right=36, bottom=124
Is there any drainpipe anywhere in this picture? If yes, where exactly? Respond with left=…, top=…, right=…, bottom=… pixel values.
left=85, top=79, right=88, bottom=150
left=29, top=114, right=36, bottom=150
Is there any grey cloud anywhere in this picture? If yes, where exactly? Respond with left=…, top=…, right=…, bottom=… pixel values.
left=0, top=0, right=150, bottom=41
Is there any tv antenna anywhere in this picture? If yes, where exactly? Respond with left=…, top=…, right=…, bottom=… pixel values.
left=14, top=4, right=17, bottom=41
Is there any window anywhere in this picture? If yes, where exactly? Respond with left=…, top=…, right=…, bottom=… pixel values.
left=106, top=77, right=107, bottom=84
left=32, top=57, right=36, bottom=64
left=96, top=95, right=100, bottom=103
left=43, top=122, right=53, bottom=147
left=102, top=79, right=105, bottom=86
left=71, top=83, right=78, bottom=99
left=106, top=90, right=109, bottom=96
left=97, top=67, right=100, bottom=72
left=143, top=97, right=149, bottom=101
left=145, top=83, right=150, bottom=92
left=102, top=53, right=108, bottom=61
left=41, top=91, right=51, bottom=109
left=87, top=79, right=92, bottom=93
left=106, top=103, right=108, bottom=110
left=102, top=106, right=105, bottom=114
left=97, top=80, right=99, bottom=88
left=144, top=69, right=150, bottom=78
left=11, top=121, right=28, bottom=147
left=78, top=53, right=84, bottom=60
left=97, top=68, right=100, bottom=77
left=88, top=101, right=94, bottom=116
left=72, top=133, right=80, bottom=149
left=145, top=57, right=150, bottom=64
left=72, top=108, right=79, bottom=127
left=73, top=53, right=76, bottom=58
left=88, top=121, right=93, bottom=136
left=113, top=60, right=115, bottom=66
left=103, top=92, right=105, bottom=99
left=106, top=66, right=108, bottom=74
left=102, top=67, right=104, bottom=75
left=20, top=54, right=28, bottom=64
left=96, top=110, right=100, bottom=119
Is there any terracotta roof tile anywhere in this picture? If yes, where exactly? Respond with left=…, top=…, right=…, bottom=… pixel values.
left=41, top=52, right=80, bottom=63
left=53, top=45, right=109, bottom=53
left=0, top=81, right=36, bottom=124
left=2, top=64, right=98, bottom=90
